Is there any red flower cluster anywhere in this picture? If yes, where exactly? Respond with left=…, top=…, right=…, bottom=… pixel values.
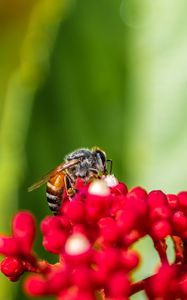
left=1, top=176, right=187, bottom=299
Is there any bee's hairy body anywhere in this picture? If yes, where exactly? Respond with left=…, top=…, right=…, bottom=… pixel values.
left=46, top=148, right=108, bottom=215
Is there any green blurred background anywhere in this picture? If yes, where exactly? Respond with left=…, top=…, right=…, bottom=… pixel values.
left=0, top=0, right=187, bottom=299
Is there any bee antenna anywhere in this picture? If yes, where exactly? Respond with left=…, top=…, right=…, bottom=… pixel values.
left=107, top=159, right=112, bottom=174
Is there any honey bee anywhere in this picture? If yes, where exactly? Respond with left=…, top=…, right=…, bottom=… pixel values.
left=28, top=147, right=112, bottom=215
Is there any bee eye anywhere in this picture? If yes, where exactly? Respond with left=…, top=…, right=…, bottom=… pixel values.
left=95, top=150, right=106, bottom=165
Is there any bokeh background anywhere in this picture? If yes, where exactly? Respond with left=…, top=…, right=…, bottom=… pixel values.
left=0, top=0, right=187, bottom=299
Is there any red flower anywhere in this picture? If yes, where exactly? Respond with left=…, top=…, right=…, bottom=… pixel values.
left=1, top=176, right=187, bottom=299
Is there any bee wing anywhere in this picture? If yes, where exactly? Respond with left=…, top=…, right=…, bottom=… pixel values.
left=28, top=159, right=80, bottom=192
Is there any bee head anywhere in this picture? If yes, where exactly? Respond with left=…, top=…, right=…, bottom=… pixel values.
left=92, top=147, right=112, bottom=174
left=92, top=147, right=107, bottom=173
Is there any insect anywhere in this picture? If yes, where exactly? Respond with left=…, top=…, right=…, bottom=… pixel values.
left=28, top=147, right=112, bottom=215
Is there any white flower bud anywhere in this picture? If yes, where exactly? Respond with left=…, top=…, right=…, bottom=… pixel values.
left=65, top=233, right=90, bottom=255
left=103, top=174, right=118, bottom=187
left=88, top=179, right=110, bottom=196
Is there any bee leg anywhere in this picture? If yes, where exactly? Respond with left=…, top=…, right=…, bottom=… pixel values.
left=88, top=168, right=101, bottom=180
left=89, top=168, right=99, bottom=174
left=65, top=175, right=75, bottom=198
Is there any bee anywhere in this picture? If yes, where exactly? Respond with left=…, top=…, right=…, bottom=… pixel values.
left=28, top=147, right=112, bottom=215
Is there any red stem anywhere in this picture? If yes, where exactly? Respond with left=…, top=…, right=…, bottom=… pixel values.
left=182, top=239, right=187, bottom=265
left=153, top=239, right=169, bottom=264
left=172, top=236, right=184, bottom=264
left=130, top=279, right=146, bottom=295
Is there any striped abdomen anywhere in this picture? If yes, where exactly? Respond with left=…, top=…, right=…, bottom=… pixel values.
left=46, top=172, right=65, bottom=215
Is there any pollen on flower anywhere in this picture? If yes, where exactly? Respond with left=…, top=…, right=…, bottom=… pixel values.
left=103, top=174, right=118, bottom=187
left=88, top=179, right=110, bottom=196
left=64, top=233, right=90, bottom=255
